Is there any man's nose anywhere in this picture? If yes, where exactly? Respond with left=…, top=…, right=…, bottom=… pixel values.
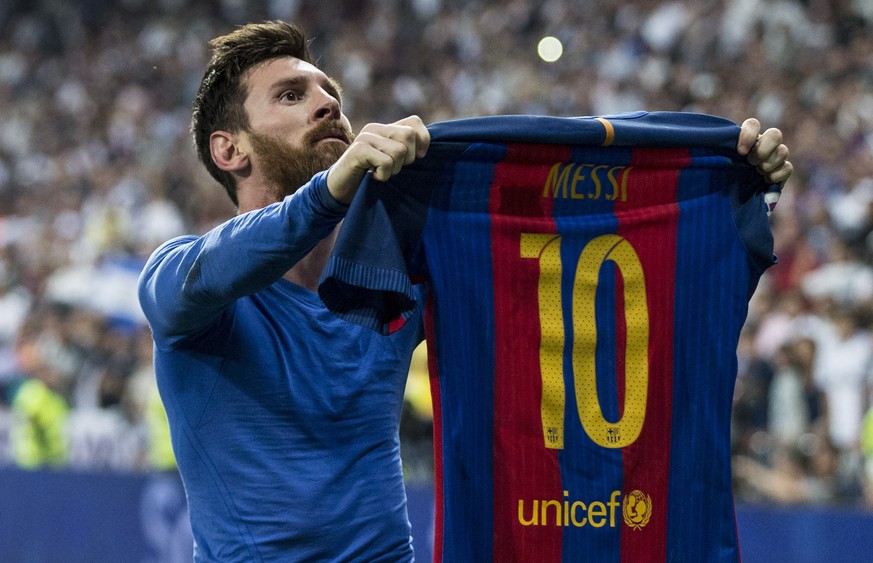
left=313, top=88, right=340, bottom=120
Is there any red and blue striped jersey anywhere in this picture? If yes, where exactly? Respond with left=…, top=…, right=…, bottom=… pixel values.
left=319, top=112, right=777, bottom=562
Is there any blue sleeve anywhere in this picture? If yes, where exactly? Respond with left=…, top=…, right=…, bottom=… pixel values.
left=138, top=170, right=346, bottom=347
left=731, top=188, right=778, bottom=295
left=317, top=148, right=458, bottom=335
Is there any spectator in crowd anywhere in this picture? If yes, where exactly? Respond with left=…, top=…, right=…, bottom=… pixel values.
left=768, top=337, right=824, bottom=446
left=810, top=306, right=873, bottom=453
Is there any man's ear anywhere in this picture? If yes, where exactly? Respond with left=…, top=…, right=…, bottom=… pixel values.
left=210, top=130, right=249, bottom=173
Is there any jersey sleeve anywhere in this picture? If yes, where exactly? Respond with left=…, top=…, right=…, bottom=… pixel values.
left=138, top=170, right=347, bottom=347
left=729, top=177, right=778, bottom=293
left=317, top=149, right=453, bottom=334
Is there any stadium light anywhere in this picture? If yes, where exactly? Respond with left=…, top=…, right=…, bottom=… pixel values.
left=537, top=36, right=563, bottom=63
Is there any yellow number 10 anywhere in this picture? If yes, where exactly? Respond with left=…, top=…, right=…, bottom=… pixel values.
left=520, top=233, right=649, bottom=450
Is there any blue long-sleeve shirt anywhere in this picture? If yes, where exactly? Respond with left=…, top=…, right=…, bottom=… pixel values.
left=138, top=171, right=424, bottom=562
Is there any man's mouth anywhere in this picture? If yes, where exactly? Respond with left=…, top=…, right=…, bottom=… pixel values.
left=312, top=128, right=351, bottom=145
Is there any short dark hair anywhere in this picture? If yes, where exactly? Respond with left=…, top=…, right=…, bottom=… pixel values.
left=191, top=21, right=315, bottom=205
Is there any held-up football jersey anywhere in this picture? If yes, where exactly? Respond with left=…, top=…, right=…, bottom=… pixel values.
left=319, top=112, right=777, bottom=562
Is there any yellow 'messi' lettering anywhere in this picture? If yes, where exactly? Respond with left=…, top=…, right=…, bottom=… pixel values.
left=517, top=490, right=622, bottom=528
left=542, top=163, right=631, bottom=202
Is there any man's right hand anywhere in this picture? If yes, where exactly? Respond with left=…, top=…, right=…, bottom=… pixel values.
left=326, top=115, right=430, bottom=205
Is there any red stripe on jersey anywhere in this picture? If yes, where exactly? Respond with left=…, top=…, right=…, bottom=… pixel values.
left=388, top=315, right=407, bottom=334
left=426, top=293, right=444, bottom=563
left=615, top=148, right=688, bottom=561
left=490, top=144, right=570, bottom=562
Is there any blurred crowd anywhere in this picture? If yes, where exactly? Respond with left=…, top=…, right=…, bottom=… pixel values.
left=0, top=0, right=871, bottom=506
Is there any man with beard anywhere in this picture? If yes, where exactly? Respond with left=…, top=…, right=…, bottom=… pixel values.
left=137, top=20, right=792, bottom=562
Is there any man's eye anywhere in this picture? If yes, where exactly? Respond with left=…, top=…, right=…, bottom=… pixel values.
left=281, top=91, right=301, bottom=102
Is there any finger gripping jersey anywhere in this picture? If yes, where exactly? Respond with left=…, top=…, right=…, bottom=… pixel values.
left=318, top=112, right=777, bottom=562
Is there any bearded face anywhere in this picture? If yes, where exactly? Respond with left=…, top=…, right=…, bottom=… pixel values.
left=247, top=119, right=355, bottom=201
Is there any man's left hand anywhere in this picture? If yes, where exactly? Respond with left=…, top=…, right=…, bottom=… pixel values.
left=737, top=118, right=793, bottom=186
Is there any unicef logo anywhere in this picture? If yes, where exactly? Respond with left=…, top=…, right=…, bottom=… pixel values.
left=622, top=489, right=652, bottom=530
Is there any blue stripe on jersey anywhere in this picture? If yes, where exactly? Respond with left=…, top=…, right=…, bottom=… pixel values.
left=550, top=144, right=630, bottom=563
left=668, top=155, right=750, bottom=561
left=425, top=151, right=501, bottom=562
